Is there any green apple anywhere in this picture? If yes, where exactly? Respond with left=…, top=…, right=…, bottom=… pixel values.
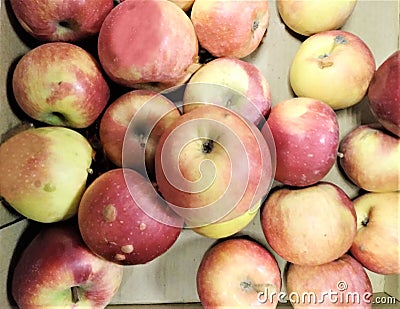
left=0, top=126, right=93, bottom=222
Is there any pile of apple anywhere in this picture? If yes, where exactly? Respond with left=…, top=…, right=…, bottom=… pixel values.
left=0, top=0, right=399, bottom=308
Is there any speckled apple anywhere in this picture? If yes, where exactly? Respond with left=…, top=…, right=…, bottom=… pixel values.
left=286, top=254, right=372, bottom=308
left=183, top=57, right=272, bottom=126
left=0, top=127, right=93, bottom=223
left=98, top=0, right=200, bottom=90
left=12, top=223, right=123, bottom=308
left=99, top=90, right=181, bottom=179
left=339, top=124, right=400, bottom=192
left=265, top=97, right=339, bottom=187
left=350, top=192, right=400, bottom=275
left=12, top=42, right=110, bottom=128
left=78, top=168, right=183, bottom=265
left=261, top=182, right=356, bottom=266
left=191, top=0, right=270, bottom=58
left=10, top=0, right=114, bottom=42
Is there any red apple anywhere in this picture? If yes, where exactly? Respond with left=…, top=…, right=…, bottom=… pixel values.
left=12, top=42, right=110, bottom=128
left=9, top=0, right=114, bottom=42
left=12, top=222, right=123, bottom=308
left=265, top=97, right=339, bottom=187
left=350, top=192, right=400, bottom=275
left=155, top=104, right=275, bottom=228
left=290, top=30, right=376, bottom=110
left=261, top=182, right=356, bottom=266
left=0, top=126, right=93, bottom=223
left=286, top=254, right=373, bottom=308
left=99, top=89, right=181, bottom=179
left=183, top=57, right=272, bottom=126
left=190, top=0, right=270, bottom=58
left=368, top=50, right=400, bottom=137
left=78, top=168, right=183, bottom=265
left=197, top=237, right=281, bottom=308
left=98, top=0, right=200, bottom=90
left=339, top=124, right=400, bottom=192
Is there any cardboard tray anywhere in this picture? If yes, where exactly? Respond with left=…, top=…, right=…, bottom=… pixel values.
left=0, top=0, right=399, bottom=307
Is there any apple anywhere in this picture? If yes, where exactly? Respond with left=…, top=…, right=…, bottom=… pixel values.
left=0, top=126, right=93, bottom=223
left=191, top=199, right=261, bottom=239
left=265, top=97, right=339, bottom=187
left=197, top=237, right=281, bottom=308
left=99, top=89, right=181, bottom=179
left=339, top=124, right=400, bottom=192
left=155, top=104, right=275, bottom=228
left=190, top=0, right=270, bottom=58
left=261, top=182, right=356, bottom=266
left=9, top=0, right=114, bottom=42
left=78, top=168, right=183, bottom=265
left=286, top=254, right=373, bottom=308
left=98, top=0, right=200, bottom=90
left=368, top=50, right=400, bottom=137
left=277, top=0, right=357, bottom=36
left=350, top=192, right=400, bottom=275
left=183, top=57, right=272, bottom=126
left=12, top=222, right=123, bottom=308
left=12, top=42, right=110, bottom=128
left=289, top=30, right=376, bottom=110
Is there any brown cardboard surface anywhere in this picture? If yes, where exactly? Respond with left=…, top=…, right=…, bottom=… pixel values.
left=0, top=0, right=399, bottom=307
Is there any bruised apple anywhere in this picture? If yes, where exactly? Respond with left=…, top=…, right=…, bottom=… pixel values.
left=98, top=0, right=200, bottom=90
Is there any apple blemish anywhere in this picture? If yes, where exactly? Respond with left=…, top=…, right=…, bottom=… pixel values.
left=121, top=245, right=134, bottom=254
left=102, top=204, right=117, bottom=222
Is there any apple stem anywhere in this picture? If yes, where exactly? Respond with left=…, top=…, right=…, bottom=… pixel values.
left=71, top=286, right=80, bottom=304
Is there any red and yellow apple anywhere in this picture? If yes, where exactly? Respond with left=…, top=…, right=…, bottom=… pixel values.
left=368, top=50, right=400, bottom=137
left=339, top=124, right=400, bottom=192
left=286, top=254, right=373, bottom=308
left=12, top=42, right=110, bottom=128
left=277, top=0, right=357, bottom=36
left=350, top=192, right=400, bottom=275
left=12, top=223, right=123, bottom=308
left=78, top=168, right=183, bottom=265
left=290, top=30, right=376, bottom=109
left=10, top=0, right=114, bottom=42
left=265, top=97, right=339, bottom=187
left=183, top=57, right=272, bottom=126
left=261, top=182, right=356, bottom=266
left=99, top=90, right=181, bottom=179
left=155, top=104, right=275, bottom=228
left=0, top=126, right=93, bottom=223
left=190, top=0, right=270, bottom=58
left=197, top=238, right=281, bottom=308
left=98, top=0, right=200, bottom=90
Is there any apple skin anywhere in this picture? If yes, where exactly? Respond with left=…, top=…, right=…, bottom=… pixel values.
left=197, top=237, right=281, bottom=308
left=265, top=97, right=339, bottom=187
left=368, top=50, right=400, bottom=137
left=0, top=126, right=93, bottom=223
left=98, top=0, right=200, bottom=90
left=99, top=89, right=181, bottom=179
left=155, top=104, right=275, bottom=228
left=277, top=0, right=357, bottom=36
left=183, top=57, right=272, bottom=126
left=190, top=0, right=270, bottom=58
left=290, top=30, right=376, bottom=110
left=12, top=42, right=110, bottom=128
left=9, top=0, right=114, bottom=42
left=339, top=124, right=400, bottom=192
left=12, top=222, right=123, bottom=309
left=350, top=192, right=400, bottom=275
left=78, top=168, right=183, bottom=265
left=261, top=182, right=356, bottom=266
left=286, top=254, right=372, bottom=308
